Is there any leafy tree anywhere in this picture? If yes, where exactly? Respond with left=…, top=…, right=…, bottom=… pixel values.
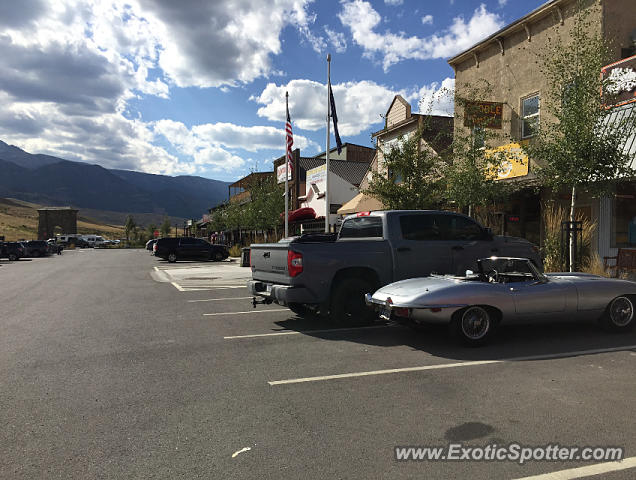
left=364, top=127, right=446, bottom=210
left=160, top=216, right=171, bottom=237
left=124, top=215, right=136, bottom=242
left=445, top=81, right=512, bottom=220
left=144, top=223, right=157, bottom=242
left=525, top=1, right=635, bottom=269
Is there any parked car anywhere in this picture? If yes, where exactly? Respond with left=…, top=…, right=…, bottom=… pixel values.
left=249, top=210, right=543, bottom=324
left=22, top=240, right=51, bottom=257
left=366, top=256, right=636, bottom=346
left=146, top=239, right=158, bottom=252
left=0, top=242, right=25, bottom=261
left=154, top=237, right=229, bottom=262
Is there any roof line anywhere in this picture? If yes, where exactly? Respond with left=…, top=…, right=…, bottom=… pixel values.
left=447, top=0, right=563, bottom=65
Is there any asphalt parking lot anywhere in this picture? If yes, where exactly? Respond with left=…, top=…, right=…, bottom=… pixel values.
left=1, top=249, right=635, bottom=479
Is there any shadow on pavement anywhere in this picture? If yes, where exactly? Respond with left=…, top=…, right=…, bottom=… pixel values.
left=273, top=316, right=636, bottom=363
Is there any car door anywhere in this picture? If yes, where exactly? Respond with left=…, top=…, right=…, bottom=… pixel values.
left=392, top=213, right=453, bottom=280
left=440, top=214, right=496, bottom=275
left=178, top=237, right=196, bottom=259
left=509, top=280, right=573, bottom=318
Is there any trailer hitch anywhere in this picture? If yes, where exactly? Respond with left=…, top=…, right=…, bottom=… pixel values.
left=252, top=296, right=273, bottom=308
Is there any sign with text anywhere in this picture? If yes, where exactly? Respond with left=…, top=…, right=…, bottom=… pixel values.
left=277, top=163, right=292, bottom=183
left=306, top=163, right=327, bottom=185
left=485, top=142, right=529, bottom=180
left=602, top=55, right=636, bottom=108
left=463, top=101, right=503, bottom=129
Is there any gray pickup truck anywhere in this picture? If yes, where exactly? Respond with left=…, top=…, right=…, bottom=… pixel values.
left=248, top=210, right=542, bottom=324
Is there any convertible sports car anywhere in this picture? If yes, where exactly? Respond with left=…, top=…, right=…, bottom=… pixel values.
left=365, top=257, right=636, bottom=346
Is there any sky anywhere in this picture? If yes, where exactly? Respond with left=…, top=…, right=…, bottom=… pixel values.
left=0, top=0, right=547, bottom=182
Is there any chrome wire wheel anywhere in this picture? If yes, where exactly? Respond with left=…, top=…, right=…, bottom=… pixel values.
left=609, top=296, right=634, bottom=328
left=460, top=306, right=491, bottom=341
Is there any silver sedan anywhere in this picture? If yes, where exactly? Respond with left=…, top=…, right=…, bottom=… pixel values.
left=365, top=257, right=636, bottom=346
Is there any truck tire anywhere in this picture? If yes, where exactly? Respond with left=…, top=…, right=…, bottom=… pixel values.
left=330, top=277, right=376, bottom=326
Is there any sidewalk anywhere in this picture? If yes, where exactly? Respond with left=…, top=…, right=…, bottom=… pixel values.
left=150, top=258, right=252, bottom=291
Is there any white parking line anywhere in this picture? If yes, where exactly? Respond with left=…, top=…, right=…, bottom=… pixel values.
left=268, top=344, right=636, bottom=386
left=188, top=297, right=252, bottom=303
left=203, top=309, right=289, bottom=316
left=224, top=324, right=395, bottom=339
left=512, top=456, right=636, bottom=479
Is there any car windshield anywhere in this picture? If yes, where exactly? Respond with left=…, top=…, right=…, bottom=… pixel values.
left=478, top=257, right=545, bottom=283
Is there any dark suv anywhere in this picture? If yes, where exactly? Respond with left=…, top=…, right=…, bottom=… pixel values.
left=22, top=240, right=50, bottom=257
left=154, top=237, right=229, bottom=263
left=1, top=242, right=25, bottom=261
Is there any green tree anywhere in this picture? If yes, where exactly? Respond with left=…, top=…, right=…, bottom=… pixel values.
left=444, top=80, right=512, bottom=221
left=525, top=0, right=635, bottom=270
left=160, top=216, right=171, bottom=237
left=124, top=215, right=136, bottom=242
left=365, top=127, right=446, bottom=210
left=144, top=223, right=157, bottom=242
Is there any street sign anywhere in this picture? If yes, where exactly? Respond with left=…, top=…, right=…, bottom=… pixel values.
left=153, top=230, right=159, bottom=238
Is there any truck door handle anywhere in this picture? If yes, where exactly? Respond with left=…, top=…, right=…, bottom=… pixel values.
left=451, top=245, right=464, bottom=251
left=397, top=247, right=411, bottom=252
left=263, top=252, right=270, bottom=258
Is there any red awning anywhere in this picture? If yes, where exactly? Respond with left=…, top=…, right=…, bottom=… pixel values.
left=280, top=207, right=317, bottom=223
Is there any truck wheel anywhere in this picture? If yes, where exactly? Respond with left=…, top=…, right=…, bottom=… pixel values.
left=8, top=253, right=17, bottom=261
left=288, top=303, right=317, bottom=319
left=214, top=251, right=224, bottom=262
left=168, top=252, right=177, bottom=263
left=330, top=277, right=376, bottom=326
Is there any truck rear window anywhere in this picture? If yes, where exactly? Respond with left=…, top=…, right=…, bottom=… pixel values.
left=339, top=217, right=383, bottom=238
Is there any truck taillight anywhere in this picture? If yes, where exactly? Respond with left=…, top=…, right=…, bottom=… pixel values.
left=153, top=244, right=157, bottom=252
left=287, top=250, right=303, bottom=277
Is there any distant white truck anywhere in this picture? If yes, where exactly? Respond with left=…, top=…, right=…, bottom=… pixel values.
left=79, top=234, right=107, bottom=247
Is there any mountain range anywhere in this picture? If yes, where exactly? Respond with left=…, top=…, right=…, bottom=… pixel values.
left=0, top=140, right=230, bottom=221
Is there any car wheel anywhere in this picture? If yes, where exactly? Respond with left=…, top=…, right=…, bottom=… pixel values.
left=8, top=253, right=17, bottom=261
left=330, top=277, right=377, bottom=326
left=288, top=303, right=317, bottom=319
left=602, top=296, right=635, bottom=332
left=452, top=306, right=494, bottom=346
left=214, top=251, right=224, bottom=262
left=168, top=252, right=177, bottom=263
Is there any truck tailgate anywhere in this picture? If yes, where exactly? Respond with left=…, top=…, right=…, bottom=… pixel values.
left=250, top=242, right=291, bottom=284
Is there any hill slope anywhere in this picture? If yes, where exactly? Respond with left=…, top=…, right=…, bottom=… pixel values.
left=0, top=197, right=125, bottom=241
left=0, top=140, right=230, bottom=218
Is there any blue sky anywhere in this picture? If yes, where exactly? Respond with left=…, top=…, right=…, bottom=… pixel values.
left=0, top=0, right=546, bottom=182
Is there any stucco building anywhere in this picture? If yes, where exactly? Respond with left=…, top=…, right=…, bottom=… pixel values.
left=448, top=0, right=636, bottom=257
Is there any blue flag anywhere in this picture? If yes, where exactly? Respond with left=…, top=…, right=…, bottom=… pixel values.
left=329, top=83, right=343, bottom=154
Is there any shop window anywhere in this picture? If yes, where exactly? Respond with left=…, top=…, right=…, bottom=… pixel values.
left=612, top=182, right=636, bottom=247
left=521, top=94, right=540, bottom=139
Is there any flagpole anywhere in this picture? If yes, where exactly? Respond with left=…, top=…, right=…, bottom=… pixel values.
left=325, top=54, right=331, bottom=233
left=285, top=91, right=289, bottom=238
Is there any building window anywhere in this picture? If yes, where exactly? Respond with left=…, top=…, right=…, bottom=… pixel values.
left=521, top=94, right=540, bottom=139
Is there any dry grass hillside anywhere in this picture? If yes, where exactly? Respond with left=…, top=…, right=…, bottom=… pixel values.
left=0, top=198, right=124, bottom=241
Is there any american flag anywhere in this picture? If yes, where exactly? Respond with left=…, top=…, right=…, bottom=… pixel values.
left=286, top=100, right=294, bottom=173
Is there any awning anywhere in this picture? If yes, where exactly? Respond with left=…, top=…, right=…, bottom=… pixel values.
left=280, top=207, right=317, bottom=223
left=337, top=192, right=384, bottom=215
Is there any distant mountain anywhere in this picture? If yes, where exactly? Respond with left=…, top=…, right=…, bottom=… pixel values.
left=0, top=140, right=230, bottom=219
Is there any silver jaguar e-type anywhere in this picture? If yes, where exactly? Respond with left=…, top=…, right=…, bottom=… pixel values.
left=365, top=257, right=636, bottom=346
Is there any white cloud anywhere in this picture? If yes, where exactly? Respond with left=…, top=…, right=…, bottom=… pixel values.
left=252, top=78, right=449, bottom=137
left=384, top=0, right=403, bottom=5
left=324, top=27, right=347, bottom=53
left=498, top=0, right=508, bottom=7
left=339, top=1, right=504, bottom=71
left=421, top=15, right=434, bottom=25
left=412, top=77, right=455, bottom=117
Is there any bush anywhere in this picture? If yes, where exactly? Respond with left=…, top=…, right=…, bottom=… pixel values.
left=228, top=245, right=242, bottom=257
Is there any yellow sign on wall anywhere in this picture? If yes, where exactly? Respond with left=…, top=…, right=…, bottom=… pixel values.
left=485, top=142, right=529, bottom=180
